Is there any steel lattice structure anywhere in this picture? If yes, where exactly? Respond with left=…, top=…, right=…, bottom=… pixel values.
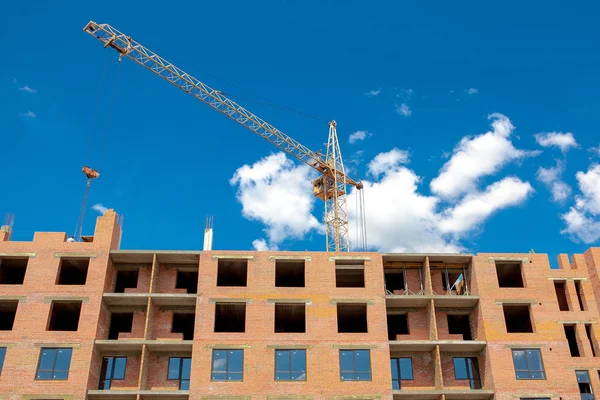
left=83, top=21, right=364, bottom=252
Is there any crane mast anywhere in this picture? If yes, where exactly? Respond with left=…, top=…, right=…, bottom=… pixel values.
left=83, top=21, right=364, bottom=252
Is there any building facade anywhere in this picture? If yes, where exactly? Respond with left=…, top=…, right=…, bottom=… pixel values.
left=0, top=210, right=599, bottom=400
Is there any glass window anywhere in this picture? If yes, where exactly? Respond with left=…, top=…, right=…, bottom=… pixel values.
left=576, top=370, right=594, bottom=400
left=0, top=347, right=5, bottom=375
left=99, top=357, right=126, bottom=389
left=339, top=350, right=371, bottom=381
left=512, top=349, right=545, bottom=380
left=167, top=357, right=191, bottom=389
left=390, top=358, right=413, bottom=389
left=453, top=357, right=481, bottom=389
left=211, top=349, right=243, bottom=382
left=275, top=349, right=306, bottom=381
left=36, top=348, right=73, bottom=380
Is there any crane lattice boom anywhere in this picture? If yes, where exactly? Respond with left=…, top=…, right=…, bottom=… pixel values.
left=83, top=21, right=364, bottom=252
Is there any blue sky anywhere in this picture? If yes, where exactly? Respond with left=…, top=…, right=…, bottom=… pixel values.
left=2, top=1, right=600, bottom=264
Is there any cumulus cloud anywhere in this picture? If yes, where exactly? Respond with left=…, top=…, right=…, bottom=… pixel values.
left=536, top=161, right=572, bottom=203
left=430, top=113, right=539, bottom=198
left=534, top=131, right=578, bottom=153
left=19, top=85, right=37, bottom=94
left=19, top=111, right=36, bottom=118
left=395, top=103, right=411, bottom=117
left=349, top=130, right=371, bottom=144
left=561, top=164, right=600, bottom=243
left=467, top=88, right=479, bottom=95
left=230, top=152, right=322, bottom=249
left=365, top=88, right=381, bottom=97
left=367, top=148, right=410, bottom=177
left=92, top=204, right=109, bottom=215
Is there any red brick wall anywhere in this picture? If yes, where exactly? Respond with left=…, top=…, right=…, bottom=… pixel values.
left=145, top=352, right=183, bottom=390
left=390, top=351, right=435, bottom=389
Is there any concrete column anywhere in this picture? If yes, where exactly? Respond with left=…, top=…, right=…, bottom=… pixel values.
left=432, top=345, right=444, bottom=389
left=423, top=257, right=433, bottom=295
left=137, top=344, right=150, bottom=390
left=428, top=299, right=438, bottom=341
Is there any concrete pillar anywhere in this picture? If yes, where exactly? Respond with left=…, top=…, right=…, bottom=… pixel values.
left=424, top=257, right=433, bottom=295
left=432, top=345, right=444, bottom=389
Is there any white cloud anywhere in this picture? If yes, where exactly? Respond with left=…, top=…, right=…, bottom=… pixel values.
left=18, top=85, right=37, bottom=94
left=18, top=111, right=36, bottom=118
left=230, top=152, right=322, bottom=249
left=396, top=89, right=414, bottom=100
left=589, top=145, right=600, bottom=157
left=252, top=238, right=278, bottom=251
left=467, top=88, right=479, bottom=95
left=534, top=131, right=578, bottom=153
left=430, top=113, right=539, bottom=198
left=92, top=203, right=109, bottom=215
left=367, top=148, right=410, bottom=177
left=395, top=103, right=411, bottom=117
left=365, top=88, right=381, bottom=97
left=536, top=161, right=571, bottom=203
left=349, top=130, right=371, bottom=144
left=561, top=164, right=600, bottom=243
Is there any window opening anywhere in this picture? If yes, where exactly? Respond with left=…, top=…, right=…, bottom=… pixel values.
left=211, top=349, right=243, bottom=381
left=176, top=270, right=198, bottom=294
left=47, top=301, right=82, bottom=331
left=564, top=325, right=581, bottom=357
left=0, top=301, right=18, bottom=330
left=36, top=348, right=73, bottom=380
left=217, top=259, right=247, bottom=287
left=511, top=349, right=545, bottom=379
left=554, top=281, right=569, bottom=311
left=335, top=260, right=365, bottom=288
left=172, top=313, right=195, bottom=340
left=575, top=280, right=585, bottom=311
left=390, top=357, right=413, bottom=389
left=337, top=303, right=368, bottom=333
left=114, top=270, right=139, bottom=293
left=447, top=314, right=472, bottom=340
left=0, top=257, right=27, bottom=284
left=56, top=258, right=89, bottom=285
left=339, top=349, right=371, bottom=381
left=275, top=349, right=306, bottom=381
left=503, top=305, right=533, bottom=333
left=168, top=357, right=191, bottom=389
left=387, top=314, right=409, bottom=340
left=214, top=303, right=246, bottom=333
left=108, top=312, right=133, bottom=339
left=576, top=370, right=593, bottom=400
left=99, top=357, right=126, bottom=389
left=495, top=262, right=524, bottom=288
left=275, top=260, right=305, bottom=287
left=453, top=357, right=481, bottom=389
left=275, top=304, right=306, bottom=333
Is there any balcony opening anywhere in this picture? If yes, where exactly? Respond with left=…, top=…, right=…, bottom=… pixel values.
left=337, top=303, right=368, bottom=333
left=217, top=259, right=247, bottom=287
left=576, top=370, right=593, bottom=399
left=503, top=305, right=533, bottom=333
left=585, top=324, right=597, bottom=357
left=47, top=301, right=82, bottom=331
left=275, top=260, right=305, bottom=287
left=335, top=260, right=365, bottom=288
left=114, top=270, right=139, bottom=293
left=172, top=313, right=195, bottom=340
left=0, top=257, right=28, bottom=284
left=275, top=303, right=306, bottom=333
left=0, top=300, right=18, bottom=330
left=575, top=281, right=586, bottom=311
left=108, top=312, right=133, bottom=339
left=176, top=270, right=198, bottom=294
left=214, top=303, right=246, bottom=332
left=387, top=314, right=409, bottom=340
left=384, top=270, right=405, bottom=294
left=495, top=262, right=524, bottom=288
left=447, top=314, right=472, bottom=340
left=554, top=281, right=570, bottom=311
left=564, top=325, right=581, bottom=357
left=441, top=270, right=464, bottom=293
left=56, top=258, right=89, bottom=285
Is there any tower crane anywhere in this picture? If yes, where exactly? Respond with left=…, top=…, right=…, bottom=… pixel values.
left=83, top=21, right=366, bottom=252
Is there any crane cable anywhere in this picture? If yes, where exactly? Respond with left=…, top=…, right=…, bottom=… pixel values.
left=73, top=58, right=121, bottom=241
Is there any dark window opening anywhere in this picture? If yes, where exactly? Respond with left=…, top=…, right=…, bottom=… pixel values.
left=36, top=348, right=72, bottom=380
left=275, top=260, right=305, bottom=287
left=172, top=313, right=195, bottom=340
left=495, top=262, right=524, bottom=288
left=275, top=304, right=305, bottom=333
left=275, top=349, right=306, bottom=381
left=168, top=357, right=191, bottom=389
left=99, top=356, right=126, bottom=390
left=384, top=271, right=406, bottom=293
left=214, top=303, right=246, bottom=333
left=448, top=314, right=472, bottom=340
left=453, top=357, right=481, bottom=389
left=585, top=324, right=597, bottom=357
left=575, top=281, right=585, bottom=311
left=503, top=305, right=533, bottom=333
left=0, top=300, right=18, bottom=330
left=564, top=325, right=581, bottom=357
left=442, top=270, right=464, bottom=292
left=108, top=312, right=133, bottom=339
left=339, top=349, right=371, bottom=381
left=217, top=259, right=247, bottom=287
left=337, top=303, right=368, bottom=333
left=335, top=260, right=365, bottom=288
left=576, top=370, right=594, bottom=400
left=211, top=349, right=243, bottom=381
left=387, top=314, right=409, bottom=340
left=56, top=258, right=89, bottom=285
left=554, top=281, right=570, bottom=311
left=0, top=347, right=5, bottom=375
left=114, top=270, right=139, bottom=293
left=512, top=349, right=545, bottom=380
left=47, top=301, right=82, bottom=331
left=390, top=358, right=413, bottom=389
left=0, top=258, right=27, bottom=284
left=176, top=270, right=198, bottom=294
